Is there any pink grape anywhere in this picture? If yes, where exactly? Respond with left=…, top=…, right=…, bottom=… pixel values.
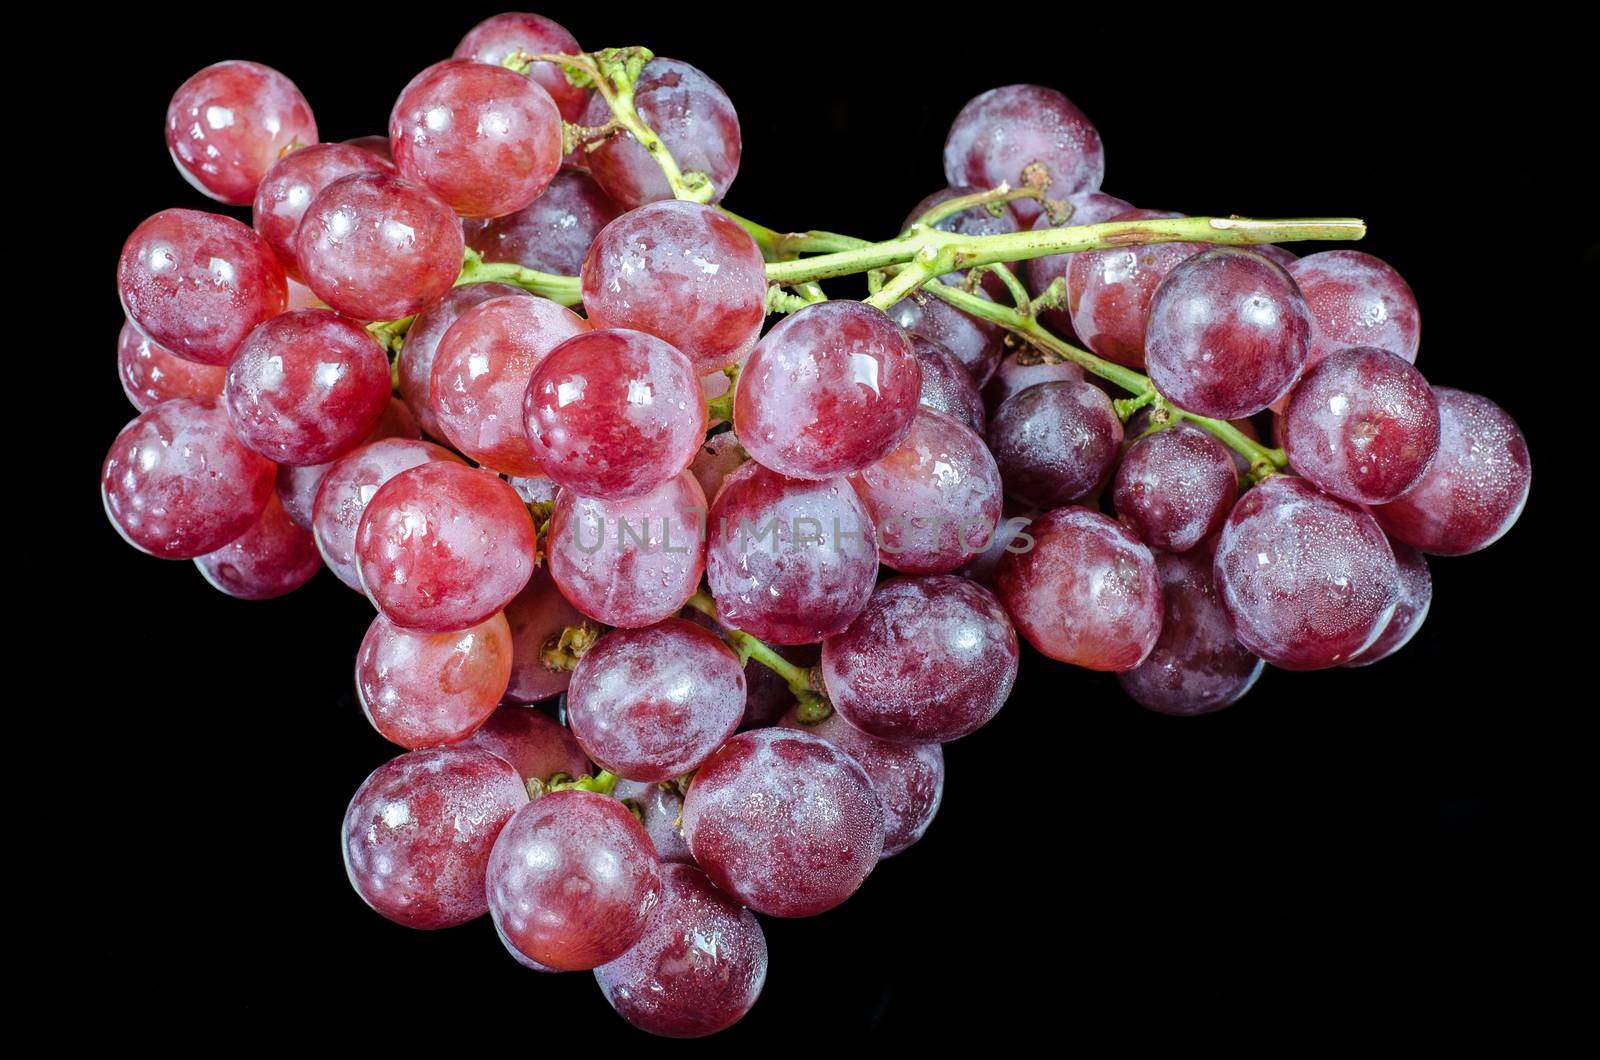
left=983, top=351, right=1085, bottom=418
left=343, top=134, right=393, bottom=162
left=166, top=61, right=317, bottom=206
left=779, top=706, right=944, bottom=858
left=523, top=329, right=706, bottom=499
left=294, top=172, right=464, bottom=321
left=547, top=471, right=708, bottom=628
left=614, top=780, right=691, bottom=863
left=1289, top=250, right=1420, bottom=375
left=252, top=143, right=393, bottom=279
left=888, top=286, right=1005, bottom=386
left=396, top=282, right=530, bottom=439
left=911, top=335, right=987, bottom=435
left=705, top=461, right=879, bottom=644
left=735, top=301, right=921, bottom=480
left=357, top=611, right=513, bottom=749
left=277, top=397, right=421, bottom=532
left=681, top=729, right=884, bottom=917
left=996, top=506, right=1163, bottom=671
left=342, top=746, right=527, bottom=929
left=468, top=170, right=623, bottom=275
left=355, top=462, right=537, bottom=632
left=118, top=209, right=287, bottom=367
left=453, top=12, right=590, bottom=123
left=1065, top=209, right=1205, bottom=368
left=942, top=84, right=1104, bottom=223
left=102, top=399, right=276, bottom=559
left=987, top=379, right=1122, bottom=509
left=1023, top=191, right=1134, bottom=335
left=567, top=620, right=746, bottom=782
left=1369, top=388, right=1530, bottom=556
left=1145, top=248, right=1313, bottom=419
left=500, top=566, right=595, bottom=704
left=689, top=430, right=747, bottom=505
left=223, top=309, right=392, bottom=466
left=116, top=319, right=224, bottom=413
left=312, top=439, right=463, bottom=591
left=581, top=200, right=767, bottom=374
left=487, top=790, right=662, bottom=971
left=193, top=492, right=322, bottom=600
left=821, top=575, right=1018, bottom=743
left=1213, top=474, right=1399, bottom=670
left=431, top=295, right=591, bottom=475
left=582, top=58, right=740, bottom=208
left=390, top=59, right=562, bottom=219
left=1283, top=346, right=1441, bottom=505
left=1345, top=542, right=1432, bottom=666
left=595, top=863, right=768, bottom=1038
left=496, top=920, right=558, bottom=973
left=465, top=707, right=593, bottom=784
left=1118, top=548, right=1264, bottom=715
left=848, top=408, right=1003, bottom=574
left=1112, top=424, right=1239, bottom=552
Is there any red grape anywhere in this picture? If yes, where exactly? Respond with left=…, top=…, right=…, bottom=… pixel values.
left=942, top=84, right=1104, bottom=223
left=1289, top=250, right=1420, bottom=376
left=1213, top=474, right=1399, bottom=669
left=987, top=379, right=1122, bottom=509
left=295, top=172, right=464, bottom=321
left=1112, top=424, right=1239, bottom=552
left=1024, top=191, right=1133, bottom=335
left=957, top=508, right=1039, bottom=590
left=1344, top=541, right=1431, bottom=666
left=487, top=789, right=662, bottom=970
left=848, top=408, right=1003, bottom=574
left=496, top=920, right=558, bottom=972
left=465, top=707, right=593, bottom=783
left=614, top=780, right=691, bottom=863
left=523, top=329, right=707, bottom=499
left=223, top=309, right=392, bottom=466
left=1369, top=388, right=1530, bottom=556
left=431, top=295, right=591, bottom=475
left=996, top=506, right=1163, bottom=671
left=501, top=566, right=593, bottom=704
left=581, top=200, right=767, bottom=374
left=277, top=397, right=421, bottom=532
left=887, top=286, right=1005, bottom=386
left=193, top=492, right=322, bottom=599
left=1283, top=346, right=1441, bottom=504
left=681, top=729, right=884, bottom=917
left=397, top=282, right=530, bottom=439
left=342, top=746, right=527, bottom=929
left=453, top=12, right=590, bottom=123
left=1145, top=248, right=1312, bottom=419
left=102, top=399, right=276, bottom=559
left=390, top=59, right=562, bottom=219
left=735, top=301, right=922, bottom=479
left=595, top=863, right=768, bottom=1038
left=166, top=61, right=317, bottom=206
left=357, top=611, right=513, bottom=749
left=117, top=319, right=225, bottom=413
left=547, top=471, right=708, bottom=628
left=983, top=351, right=1085, bottom=418
left=582, top=58, right=741, bottom=208
left=118, top=209, right=287, bottom=367
left=312, top=439, right=462, bottom=591
left=343, top=134, right=394, bottom=162
left=821, top=575, right=1018, bottom=743
left=911, top=335, right=987, bottom=435
left=705, top=461, right=879, bottom=644
left=568, top=620, right=746, bottom=781
left=252, top=143, right=393, bottom=280
left=355, top=462, right=537, bottom=632
left=682, top=611, right=816, bottom=730
left=1065, top=209, right=1205, bottom=368
left=780, top=706, right=944, bottom=858
left=1117, top=547, right=1263, bottom=715
left=689, top=429, right=747, bottom=505
left=468, top=170, right=623, bottom=275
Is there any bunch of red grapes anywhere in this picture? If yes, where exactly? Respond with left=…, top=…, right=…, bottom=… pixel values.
left=102, top=11, right=1531, bottom=1038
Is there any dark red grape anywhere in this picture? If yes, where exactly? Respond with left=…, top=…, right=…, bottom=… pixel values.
left=397, top=282, right=531, bottom=440
left=957, top=508, right=1039, bottom=590
left=1065, top=209, right=1204, bottom=368
left=166, top=60, right=317, bottom=205
left=1024, top=191, right=1133, bottom=335
left=466, top=707, right=593, bottom=783
left=468, top=170, right=623, bottom=275
left=910, top=335, right=986, bottom=435
left=453, top=12, right=590, bottom=122
left=988, top=380, right=1122, bottom=509
left=983, top=351, right=1085, bottom=419
left=1289, top=250, right=1420, bottom=376
left=1345, top=541, right=1431, bottom=666
left=117, top=319, right=225, bottom=413
left=681, top=729, right=884, bottom=917
left=312, top=438, right=462, bottom=591
left=357, top=611, right=512, bottom=749
left=583, top=58, right=740, bottom=208
left=1113, top=424, right=1239, bottom=552
left=252, top=143, right=393, bottom=280
left=887, top=286, right=1006, bottom=386
left=193, top=492, right=322, bottom=599
left=500, top=566, right=595, bottom=705
left=942, top=85, right=1104, bottom=223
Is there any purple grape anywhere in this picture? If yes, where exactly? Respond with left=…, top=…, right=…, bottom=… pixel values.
left=942, top=84, right=1104, bottom=223
left=1113, top=424, right=1239, bottom=552
left=910, top=335, right=987, bottom=434
left=1345, top=542, right=1432, bottom=667
left=988, top=380, right=1122, bottom=508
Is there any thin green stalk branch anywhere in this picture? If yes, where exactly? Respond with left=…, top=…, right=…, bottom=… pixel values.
left=455, top=248, right=581, bottom=305
left=684, top=591, right=832, bottom=720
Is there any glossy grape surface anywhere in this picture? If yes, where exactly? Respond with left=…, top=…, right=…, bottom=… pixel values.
left=1112, top=424, right=1239, bottom=552
left=193, top=492, right=321, bottom=599
left=252, top=143, right=393, bottom=279
left=468, top=170, right=622, bottom=275
left=1024, top=191, right=1133, bottom=335
left=1065, top=209, right=1204, bottom=368
left=1343, top=541, right=1431, bottom=667
left=357, top=611, right=513, bottom=748
left=887, top=287, right=1006, bottom=386
left=614, top=780, right=692, bottom=863
left=453, top=12, right=590, bottom=122
left=1289, top=250, right=1421, bottom=375
left=117, top=320, right=225, bottom=412
left=311, top=438, right=462, bottom=591
left=465, top=706, right=593, bottom=783
left=167, top=61, right=317, bottom=205
left=983, top=351, right=1085, bottom=418
left=910, top=335, right=986, bottom=435
left=942, top=84, right=1104, bottom=223
left=277, top=397, right=420, bottom=532
left=397, top=282, right=530, bottom=439
left=988, top=380, right=1122, bottom=509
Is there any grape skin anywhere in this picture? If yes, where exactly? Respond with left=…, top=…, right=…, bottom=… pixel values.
left=311, top=438, right=463, bottom=592
left=499, top=566, right=594, bottom=705
left=681, top=729, right=884, bottom=918
left=166, top=60, right=317, bottom=206
left=342, top=746, right=527, bottom=930
left=688, top=430, right=748, bottom=506
left=1345, top=542, right=1432, bottom=667
left=1065, top=209, right=1204, bottom=369
left=252, top=143, right=393, bottom=280
left=942, top=85, right=1104, bottom=224
left=465, top=707, right=593, bottom=784
left=888, top=286, right=1006, bottom=387
left=987, top=380, right=1123, bottom=509
left=356, top=611, right=513, bottom=749
left=1288, top=250, right=1421, bottom=376
left=1369, top=388, right=1530, bottom=556
left=277, top=397, right=421, bottom=532
left=614, top=780, right=692, bottom=864
left=1112, top=424, right=1239, bottom=553
left=567, top=620, right=746, bottom=782
left=193, top=492, right=322, bottom=600
left=911, top=335, right=987, bottom=435
left=468, top=170, right=623, bottom=276
left=1024, top=191, right=1133, bottom=337
left=397, top=282, right=530, bottom=440
left=452, top=12, right=590, bottom=123
left=117, top=320, right=225, bottom=413
left=983, top=352, right=1085, bottom=419
left=1213, top=475, right=1399, bottom=670
left=903, top=185, right=1018, bottom=291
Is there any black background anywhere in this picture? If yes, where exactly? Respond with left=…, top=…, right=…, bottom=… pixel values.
left=68, top=8, right=1578, bottom=1043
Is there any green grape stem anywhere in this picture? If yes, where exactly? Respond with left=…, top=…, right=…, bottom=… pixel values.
left=684, top=591, right=832, bottom=721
